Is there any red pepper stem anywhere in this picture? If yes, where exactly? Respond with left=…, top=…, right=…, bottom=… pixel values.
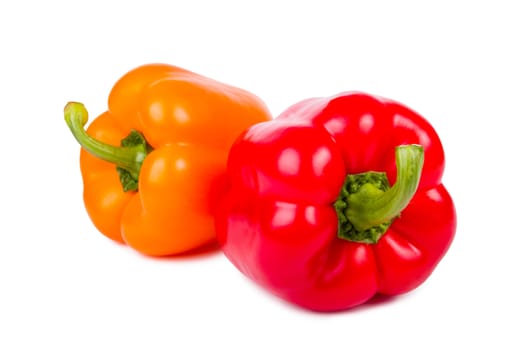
left=334, top=145, right=424, bottom=243
left=63, top=102, right=147, bottom=184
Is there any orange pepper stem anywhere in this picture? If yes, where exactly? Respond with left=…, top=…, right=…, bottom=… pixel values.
left=334, top=145, right=424, bottom=243
left=64, top=102, right=148, bottom=191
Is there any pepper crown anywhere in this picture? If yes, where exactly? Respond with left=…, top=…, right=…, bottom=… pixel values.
left=64, top=102, right=150, bottom=192
left=333, top=144, right=424, bottom=243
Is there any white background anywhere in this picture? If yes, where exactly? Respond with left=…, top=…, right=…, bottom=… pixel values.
left=1, top=0, right=523, bottom=349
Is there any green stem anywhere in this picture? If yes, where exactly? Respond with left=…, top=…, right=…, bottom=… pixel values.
left=64, top=102, right=148, bottom=191
left=334, top=145, right=424, bottom=243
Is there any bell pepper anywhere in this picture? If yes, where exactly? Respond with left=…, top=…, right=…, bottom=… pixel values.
left=64, top=63, right=272, bottom=256
left=216, top=92, right=456, bottom=311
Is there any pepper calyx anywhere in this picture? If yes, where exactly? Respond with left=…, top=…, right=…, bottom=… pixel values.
left=64, top=102, right=150, bottom=192
left=333, top=145, right=424, bottom=244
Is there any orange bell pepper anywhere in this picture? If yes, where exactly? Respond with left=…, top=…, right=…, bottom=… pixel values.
left=64, top=63, right=272, bottom=256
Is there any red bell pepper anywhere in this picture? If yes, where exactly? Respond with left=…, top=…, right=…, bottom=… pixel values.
left=216, top=92, right=456, bottom=312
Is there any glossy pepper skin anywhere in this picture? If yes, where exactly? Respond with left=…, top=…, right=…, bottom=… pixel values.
left=65, top=63, right=272, bottom=256
left=216, top=92, right=456, bottom=311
